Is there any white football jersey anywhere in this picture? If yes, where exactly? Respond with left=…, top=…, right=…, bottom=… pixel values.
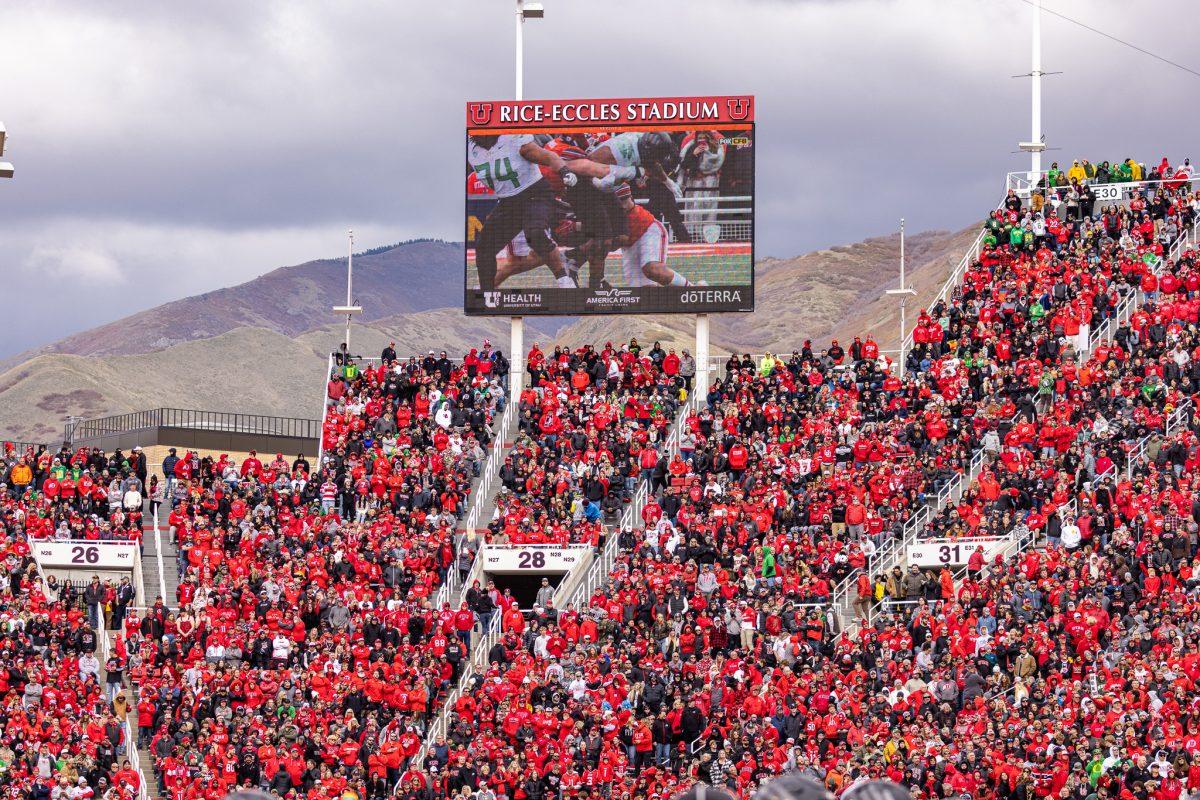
left=467, top=134, right=543, bottom=199
left=593, top=132, right=641, bottom=167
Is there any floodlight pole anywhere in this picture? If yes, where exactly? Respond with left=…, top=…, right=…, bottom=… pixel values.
left=345, top=230, right=354, bottom=350
left=886, top=219, right=916, bottom=378
left=1017, top=0, right=1046, bottom=185
left=332, top=229, right=362, bottom=358
left=1030, top=0, right=1042, bottom=179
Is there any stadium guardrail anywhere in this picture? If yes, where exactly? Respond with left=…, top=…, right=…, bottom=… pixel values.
left=65, top=407, right=321, bottom=444
left=417, top=381, right=698, bottom=765
left=560, top=388, right=699, bottom=613
left=434, top=398, right=517, bottom=610
left=1005, top=172, right=1195, bottom=200
left=1083, top=217, right=1197, bottom=355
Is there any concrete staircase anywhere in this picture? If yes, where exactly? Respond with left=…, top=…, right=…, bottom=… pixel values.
left=140, top=517, right=179, bottom=607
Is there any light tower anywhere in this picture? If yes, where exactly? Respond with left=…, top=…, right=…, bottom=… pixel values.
left=885, top=219, right=916, bottom=378
left=332, top=229, right=362, bottom=354
left=1017, top=0, right=1047, bottom=184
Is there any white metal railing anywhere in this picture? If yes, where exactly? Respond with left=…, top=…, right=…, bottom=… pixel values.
left=125, top=718, right=149, bottom=800
left=97, top=604, right=111, bottom=662
left=1006, top=172, right=1196, bottom=198
left=415, top=385, right=697, bottom=763
left=900, top=223, right=993, bottom=357
left=561, top=390, right=699, bottom=613
left=152, top=504, right=168, bottom=604
left=317, top=352, right=335, bottom=469
left=435, top=400, right=517, bottom=610
left=1085, top=217, right=1198, bottom=355
left=414, top=611, right=502, bottom=763
left=833, top=440, right=991, bottom=629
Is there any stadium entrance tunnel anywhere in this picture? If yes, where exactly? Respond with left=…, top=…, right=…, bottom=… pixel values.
left=485, top=570, right=566, bottom=611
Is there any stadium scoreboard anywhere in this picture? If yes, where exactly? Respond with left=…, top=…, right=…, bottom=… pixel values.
left=465, top=94, right=754, bottom=316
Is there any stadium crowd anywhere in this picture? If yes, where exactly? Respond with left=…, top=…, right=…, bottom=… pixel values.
left=0, top=442, right=146, bottom=799
left=0, top=157, right=1198, bottom=800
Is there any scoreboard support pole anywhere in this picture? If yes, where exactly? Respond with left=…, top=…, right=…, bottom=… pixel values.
left=511, top=316, right=524, bottom=389
left=695, top=314, right=710, bottom=398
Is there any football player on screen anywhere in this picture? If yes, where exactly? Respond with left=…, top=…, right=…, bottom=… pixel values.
left=587, top=131, right=693, bottom=243
left=613, top=184, right=701, bottom=288
left=468, top=132, right=582, bottom=292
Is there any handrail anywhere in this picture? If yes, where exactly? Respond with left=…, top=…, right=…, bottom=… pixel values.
left=561, top=390, right=699, bottom=613
left=317, top=351, right=335, bottom=469
left=1005, top=172, right=1195, bottom=197
left=435, top=399, right=516, bottom=610
left=1084, top=217, right=1196, bottom=355
left=97, top=604, right=111, bottom=663
left=125, top=717, right=149, bottom=800
left=153, top=503, right=168, bottom=604
left=414, top=612, right=502, bottom=763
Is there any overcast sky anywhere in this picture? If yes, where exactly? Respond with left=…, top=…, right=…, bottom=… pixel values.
left=1, top=0, right=1197, bottom=357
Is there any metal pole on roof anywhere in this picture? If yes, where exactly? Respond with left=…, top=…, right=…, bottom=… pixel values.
left=886, top=219, right=916, bottom=378
left=331, top=230, right=362, bottom=357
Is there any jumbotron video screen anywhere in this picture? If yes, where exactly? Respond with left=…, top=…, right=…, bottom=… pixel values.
left=465, top=95, right=754, bottom=315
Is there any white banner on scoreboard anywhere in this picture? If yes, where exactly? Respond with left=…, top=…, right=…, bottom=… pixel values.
left=906, top=536, right=1012, bottom=569
left=481, top=545, right=589, bottom=574
left=33, top=540, right=139, bottom=570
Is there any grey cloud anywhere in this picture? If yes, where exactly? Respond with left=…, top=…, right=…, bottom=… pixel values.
left=0, top=0, right=1197, bottom=354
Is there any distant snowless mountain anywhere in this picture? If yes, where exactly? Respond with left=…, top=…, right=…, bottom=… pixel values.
left=0, top=228, right=977, bottom=441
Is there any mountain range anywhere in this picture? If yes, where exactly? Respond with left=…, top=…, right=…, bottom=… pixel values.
left=0, top=227, right=977, bottom=442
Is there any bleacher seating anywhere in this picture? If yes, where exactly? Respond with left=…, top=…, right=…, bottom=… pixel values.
left=3, top=160, right=1199, bottom=800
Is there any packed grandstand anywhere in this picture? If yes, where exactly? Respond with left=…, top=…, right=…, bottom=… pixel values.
left=3, top=157, right=1200, bottom=800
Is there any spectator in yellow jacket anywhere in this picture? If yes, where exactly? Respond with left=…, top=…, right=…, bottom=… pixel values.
left=8, top=457, right=33, bottom=494
left=1067, top=160, right=1087, bottom=184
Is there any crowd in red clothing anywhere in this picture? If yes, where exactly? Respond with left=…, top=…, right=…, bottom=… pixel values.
left=487, top=340, right=686, bottom=551
left=396, top=167, right=1200, bottom=800
left=3, top=163, right=1200, bottom=800
left=0, top=443, right=148, bottom=800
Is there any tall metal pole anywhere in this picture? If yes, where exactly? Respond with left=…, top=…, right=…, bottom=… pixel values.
left=1030, top=0, right=1042, bottom=180
left=515, top=0, right=524, bottom=102
left=345, top=229, right=355, bottom=352
left=899, top=219, right=906, bottom=378
left=886, top=218, right=916, bottom=379
left=510, top=0, right=526, bottom=390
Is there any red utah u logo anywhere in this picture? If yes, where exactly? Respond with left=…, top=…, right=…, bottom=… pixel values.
left=727, top=98, right=750, bottom=121
left=468, top=103, right=494, bottom=126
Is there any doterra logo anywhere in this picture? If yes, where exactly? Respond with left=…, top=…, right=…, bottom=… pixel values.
left=680, top=289, right=743, bottom=304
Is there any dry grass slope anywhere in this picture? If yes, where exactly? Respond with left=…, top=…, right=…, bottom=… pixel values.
left=0, top=225, right=977, bottom=441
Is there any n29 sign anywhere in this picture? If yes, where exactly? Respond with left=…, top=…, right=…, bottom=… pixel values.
left=33, top=540, right=138, bottom=570
left=906, top=536, right=1012, bottom=568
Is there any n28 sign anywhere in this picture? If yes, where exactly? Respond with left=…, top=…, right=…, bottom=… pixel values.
left=906, top=536, right=1012, bottom=568
left=33, top=540, right=138, bottom=570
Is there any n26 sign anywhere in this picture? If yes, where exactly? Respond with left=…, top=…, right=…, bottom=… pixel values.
left=33, top=540, right=138, bottom=570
